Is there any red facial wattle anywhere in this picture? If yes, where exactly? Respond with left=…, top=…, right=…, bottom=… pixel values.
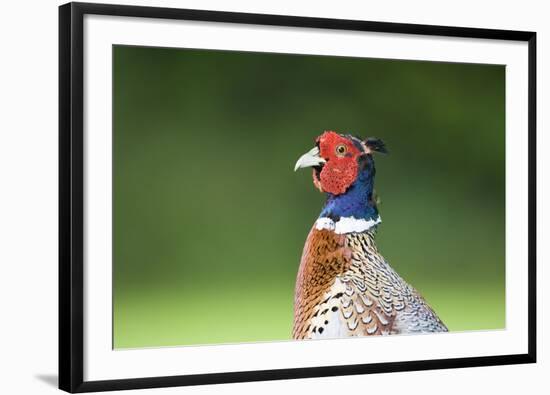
left=316, top=131, right=363, bottom=195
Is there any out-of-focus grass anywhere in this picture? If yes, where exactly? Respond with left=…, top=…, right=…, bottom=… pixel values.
left=114, top=283, right=293, bottom=348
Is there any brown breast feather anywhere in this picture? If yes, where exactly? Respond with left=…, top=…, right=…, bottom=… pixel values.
left=293, top=229, right=400, bottom=339
left=292, top=227, right=352, bottom=339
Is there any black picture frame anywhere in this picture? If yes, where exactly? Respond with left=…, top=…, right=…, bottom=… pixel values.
left=59, top=2, right=537, bottom=392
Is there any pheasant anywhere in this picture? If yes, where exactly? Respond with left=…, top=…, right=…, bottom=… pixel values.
left=293, top=131, right=447, bottom=339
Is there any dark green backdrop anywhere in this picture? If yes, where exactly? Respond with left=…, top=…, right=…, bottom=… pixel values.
left=113, top=45, right=505, bottom=348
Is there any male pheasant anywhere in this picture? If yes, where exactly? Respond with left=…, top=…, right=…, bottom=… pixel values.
left=293, top=131, right=447, bottom=339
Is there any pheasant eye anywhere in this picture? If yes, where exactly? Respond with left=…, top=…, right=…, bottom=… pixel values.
left=335, top=144, right=347, bottom=156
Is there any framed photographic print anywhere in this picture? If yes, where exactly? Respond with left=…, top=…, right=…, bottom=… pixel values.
left=59, top=2, right=536, bottom=392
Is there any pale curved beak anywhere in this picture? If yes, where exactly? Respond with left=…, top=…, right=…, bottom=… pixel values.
left=294, top=146, right=326, bottom=172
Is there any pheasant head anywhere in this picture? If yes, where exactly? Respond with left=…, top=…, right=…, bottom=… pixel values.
left=294, top=131, right=387, bottom=231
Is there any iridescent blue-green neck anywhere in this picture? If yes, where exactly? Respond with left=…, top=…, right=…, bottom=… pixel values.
left=319, top=156, right=378, bottom=221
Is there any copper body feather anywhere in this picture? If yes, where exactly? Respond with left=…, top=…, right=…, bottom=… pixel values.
left=293, top=227, right=447, bottom=339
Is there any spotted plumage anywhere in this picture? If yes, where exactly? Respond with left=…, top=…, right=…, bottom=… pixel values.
left=293, top=131, right=447, bottom=340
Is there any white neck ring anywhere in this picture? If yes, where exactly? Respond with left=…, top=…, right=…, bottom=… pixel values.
left=315, top=215, right=382, bottom=234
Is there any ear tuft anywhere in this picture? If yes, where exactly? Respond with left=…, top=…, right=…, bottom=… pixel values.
left=364, top=138, right=388, bottom=154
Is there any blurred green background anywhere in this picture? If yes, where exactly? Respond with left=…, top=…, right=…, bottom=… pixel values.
left=113, top=45, right=505, bottom=349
